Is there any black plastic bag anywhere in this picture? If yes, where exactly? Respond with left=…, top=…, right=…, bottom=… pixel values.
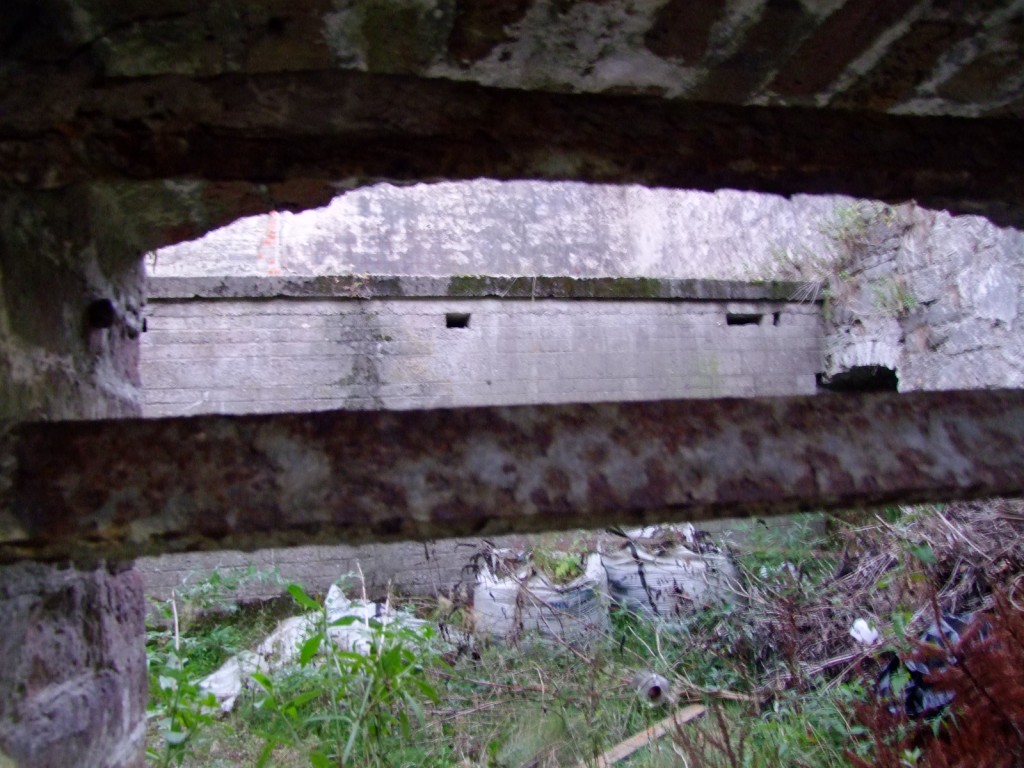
left=877, top=613, right=974, bottom=718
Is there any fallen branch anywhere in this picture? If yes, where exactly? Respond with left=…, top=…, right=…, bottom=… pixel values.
left=579, top=704, right=706, bottom=767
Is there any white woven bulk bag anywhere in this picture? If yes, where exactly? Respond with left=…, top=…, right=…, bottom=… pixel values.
left=602, top=527, right=738, bottom=619
left=473, top=552, right=609, bottom=644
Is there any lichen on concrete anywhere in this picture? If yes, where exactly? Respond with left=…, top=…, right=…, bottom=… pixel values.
left=324, top=0, right=455, bottom=73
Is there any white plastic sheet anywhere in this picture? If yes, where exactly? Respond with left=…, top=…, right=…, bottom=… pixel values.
left=199, top=584, right=429, bottom=713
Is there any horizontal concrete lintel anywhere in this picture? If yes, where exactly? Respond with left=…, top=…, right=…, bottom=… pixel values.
left=147, top=275, right=821, bottom=303
left=4, top=70, right=1024, bottom=235
left=2, top=390, right=1023, bottom=563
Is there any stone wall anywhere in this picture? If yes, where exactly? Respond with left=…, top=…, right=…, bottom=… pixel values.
left=0, top=188, right=146, bottom=421
left=898, top=208, right=1024, bottom=391
left=813, top=201, right=1024, bottom=392
left=0, top=563, right=146, bottom=768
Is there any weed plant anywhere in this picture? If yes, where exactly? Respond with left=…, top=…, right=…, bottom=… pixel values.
left=248, top=584, right=441, bottom=768
left=146, top=505, right=1024, bottom=767
left=146, top=568, right=281, bottom=766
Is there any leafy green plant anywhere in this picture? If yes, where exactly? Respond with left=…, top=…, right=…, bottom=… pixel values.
left=146, top=593, right=219, bottom=768
left=175, top=565, right=282, bottom=619
left=250, top=583, right=442, bottom=768
left=532, top=548, right=585, bottom=584
left=145, top=567, right=284, bottom=765
left=872, top=276, right=917, bottom=317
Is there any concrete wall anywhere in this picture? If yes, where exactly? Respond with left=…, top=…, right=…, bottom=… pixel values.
left=815, top=201, right=1024, bottom=393
left=140, top=278, right=823, bottom=418
left=136, top=275, right=823, bottom=599
left=148, top=183, right=843, bottom=281
left=139, top=515, right=826, bottom=604
left=1, top=188, right=149, bottom=768
left=136, top=184, right=829, bottom=604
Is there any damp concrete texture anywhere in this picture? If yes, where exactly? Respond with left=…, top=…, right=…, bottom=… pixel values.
left=140, top=281, right=822, bottom=417
left=0, top=188, right=150, bottom=768
left=146, top=184, right=845, bottom=279
left=3, top=0, right=1024, bottom=764
left=134, top=189, right=1024, bottom=604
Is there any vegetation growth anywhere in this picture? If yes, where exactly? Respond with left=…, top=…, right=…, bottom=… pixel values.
left=146, top=502, right=1024, bottom=767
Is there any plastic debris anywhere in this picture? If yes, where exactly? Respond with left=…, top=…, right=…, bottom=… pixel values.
left=630, top=670, right=673, bottom=706
left=199, top=584, right=431, bottom=713
left=198, top=651, right=266, bottom=713
left=878, top=613, right=980, bottom=718
left=602, top=525, right=739, bottom=619
left=850, top=618, right=880, bottom=645
left=472, top=548, right=609, bottom=643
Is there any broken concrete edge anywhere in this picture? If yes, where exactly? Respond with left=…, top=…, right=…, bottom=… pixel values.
left=146, top=275, right=821, bottom=303
left=2, top=390, right=1023, bottom=564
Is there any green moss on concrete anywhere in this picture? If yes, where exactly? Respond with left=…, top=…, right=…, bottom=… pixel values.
left=96, top=17, right=230, bottom=77
left=764, top=280, right=799, bottom=300
left=547, top=276, right=579, bottom=297
left=447, top=275, right=497, bottom=295
left=605, top=277, right=663, bottom=298
left=374, top=276, right=404, bottom=296
left=361, top=0, right=455, bottom=74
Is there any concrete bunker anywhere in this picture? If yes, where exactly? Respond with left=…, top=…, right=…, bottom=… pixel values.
left=2, top=0, right=1024, bottom=763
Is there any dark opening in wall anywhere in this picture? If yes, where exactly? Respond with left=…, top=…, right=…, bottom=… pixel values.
left=446, top=312, right=471, bottom=329
left=773, top=311, right=781, bottom=326
left=726, top=313, right=763, bottom=326
left=817, top=366, right=899, bottom=393
left=85, top=298, right=117, bottom=330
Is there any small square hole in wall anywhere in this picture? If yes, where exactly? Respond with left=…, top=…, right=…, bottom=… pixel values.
left=446, top=312, right=471, bottom=329
left=726, top=313, right=763, bottom=326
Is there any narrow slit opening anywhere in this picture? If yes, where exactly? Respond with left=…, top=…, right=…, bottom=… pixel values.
left=446, top=312, right=471, bottom=329
left=726, top=313, right=763, bottom=326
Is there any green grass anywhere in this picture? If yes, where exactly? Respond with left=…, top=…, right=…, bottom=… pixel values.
left=145, top=514, right=939, bottom=768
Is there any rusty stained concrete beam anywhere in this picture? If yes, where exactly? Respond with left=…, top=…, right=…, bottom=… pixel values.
left=1, top=390, right=1023, bottom=563
left=2, top=70, right=1024, bottom=231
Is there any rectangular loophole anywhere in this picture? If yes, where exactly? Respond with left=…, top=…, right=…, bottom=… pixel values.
left=446, top=312, right=471, bottom=329
left=726, top=313, right=763, bottom=326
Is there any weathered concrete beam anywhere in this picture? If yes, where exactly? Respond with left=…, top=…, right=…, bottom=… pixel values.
left=2, top=70, right=1023, bottom=230
left=2, top=390, right=1022, bottom=563
left=147, top=275, right=819, bottom=303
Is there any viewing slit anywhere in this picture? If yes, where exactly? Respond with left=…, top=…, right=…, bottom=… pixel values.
left=727, top=313, right=763, bottom=326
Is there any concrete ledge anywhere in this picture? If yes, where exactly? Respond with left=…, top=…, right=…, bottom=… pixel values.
left=147, top=275, right=822, bottom=303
